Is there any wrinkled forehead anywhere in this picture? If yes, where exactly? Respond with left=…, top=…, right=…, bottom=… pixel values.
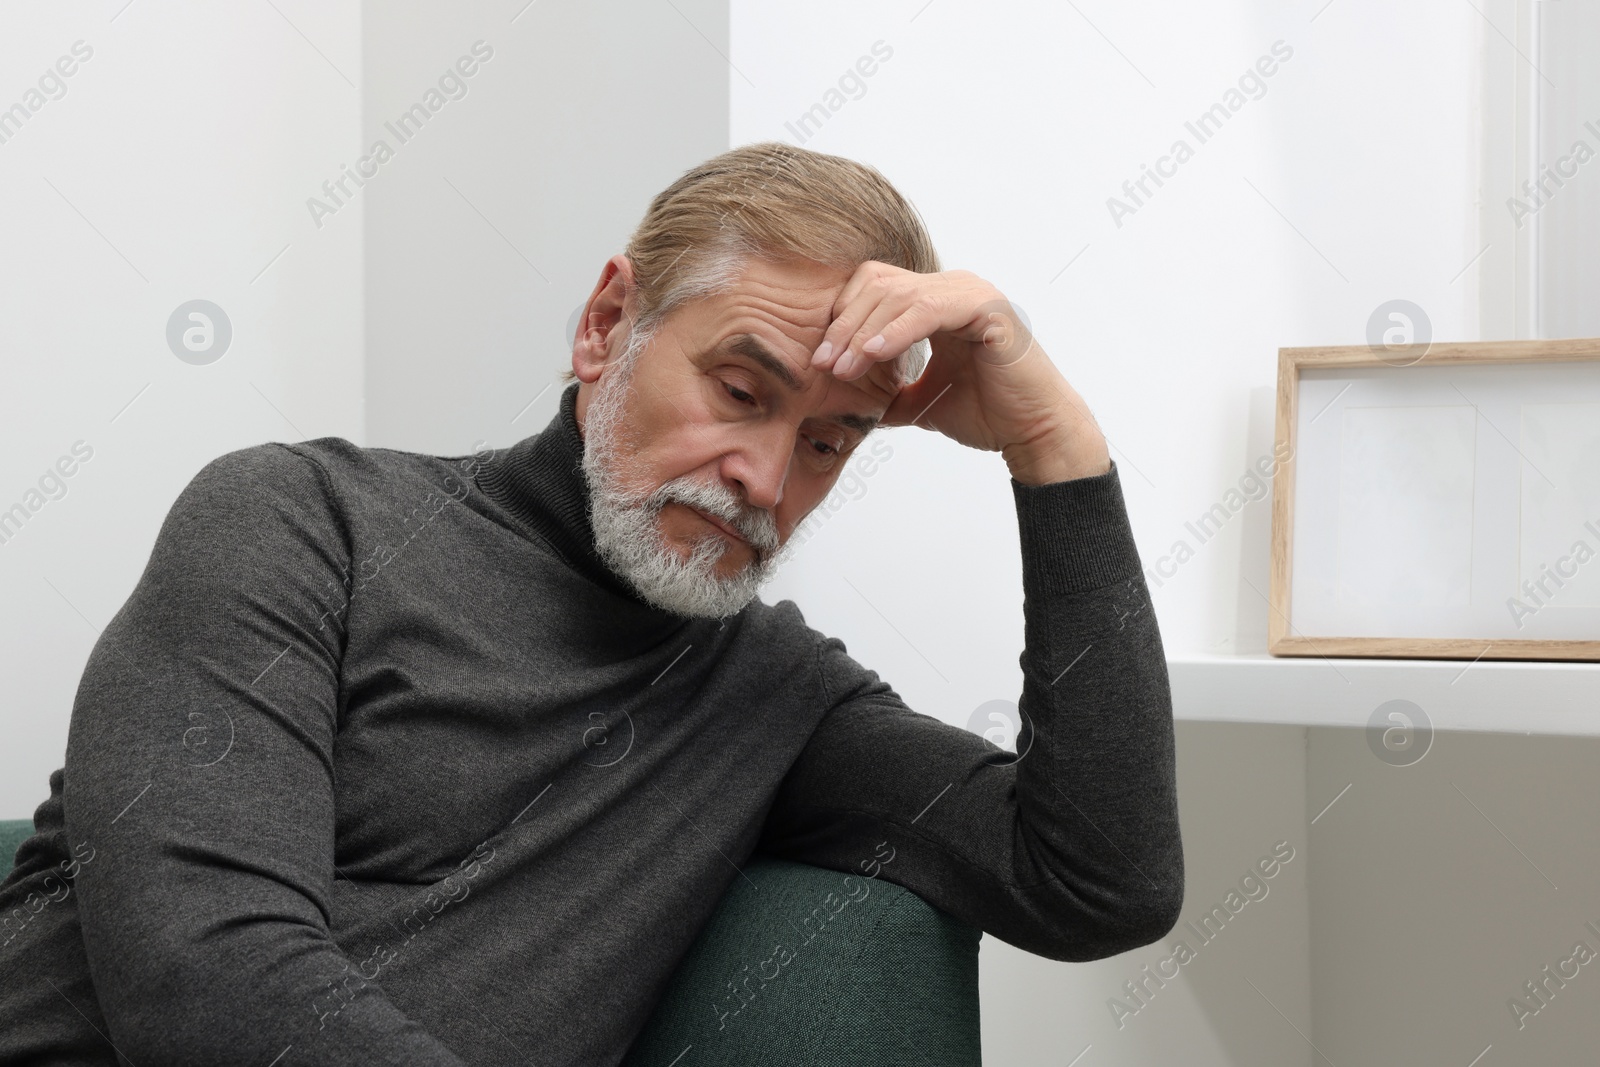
left=660, top=256, right=904, bottom=405
left=699, top=256, right=852, bottom=336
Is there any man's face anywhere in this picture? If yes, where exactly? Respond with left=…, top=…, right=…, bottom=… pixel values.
left=573, top=254, right=901, bottom=618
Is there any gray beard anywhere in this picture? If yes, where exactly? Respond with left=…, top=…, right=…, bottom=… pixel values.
left=580, top=352, right=795, bottom=619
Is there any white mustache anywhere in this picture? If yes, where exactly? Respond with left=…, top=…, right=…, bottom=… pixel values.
left=649, top=478, right=780, bottom=554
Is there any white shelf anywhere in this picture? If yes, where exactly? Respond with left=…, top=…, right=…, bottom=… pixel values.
left=1168, top=652, right=1600, bottom=736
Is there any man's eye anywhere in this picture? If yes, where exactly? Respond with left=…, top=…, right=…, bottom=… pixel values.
left=720, top=381, right=838, bottom=457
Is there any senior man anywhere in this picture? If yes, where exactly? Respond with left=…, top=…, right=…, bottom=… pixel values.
left=0, top=142, right=1183, bottom=1065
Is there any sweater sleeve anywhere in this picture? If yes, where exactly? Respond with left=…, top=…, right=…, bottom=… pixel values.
left=62, top=444, right=467, bottom=1065
left=755, top=460, right=1185, bottom=962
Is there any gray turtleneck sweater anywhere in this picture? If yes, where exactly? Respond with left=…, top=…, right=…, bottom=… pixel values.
left=0, top=381, right=1183, bottom=1065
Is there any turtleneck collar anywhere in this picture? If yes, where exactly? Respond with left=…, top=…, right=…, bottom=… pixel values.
left=474, top=380, right=677, bottom=615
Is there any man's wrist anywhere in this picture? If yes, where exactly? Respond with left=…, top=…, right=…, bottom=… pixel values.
left=1003, top=426, right=1112, bottom=486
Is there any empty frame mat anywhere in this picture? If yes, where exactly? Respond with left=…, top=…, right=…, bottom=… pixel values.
left=1271, top=340, right=1600, bottom=659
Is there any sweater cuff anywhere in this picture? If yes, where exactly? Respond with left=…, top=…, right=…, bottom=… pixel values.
left=1011, top=458, right=1144, bottom=598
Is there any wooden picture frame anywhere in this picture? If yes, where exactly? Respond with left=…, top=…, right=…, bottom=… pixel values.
left=1269, top=337, right=1600, bottom=661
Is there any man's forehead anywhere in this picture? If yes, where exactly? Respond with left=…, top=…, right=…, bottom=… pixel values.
left=694, top=258, right=850, bottom=337
left=726, top=255, right=852, bottom=309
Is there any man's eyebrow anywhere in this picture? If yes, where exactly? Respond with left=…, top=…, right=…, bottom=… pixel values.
left=721, top=334, right=881, bottom=439
left=726, top=334, right=804, bottom=392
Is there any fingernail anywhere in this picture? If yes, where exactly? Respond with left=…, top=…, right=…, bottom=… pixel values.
left=811, top=340, right=832, bottom=366
left=863, top=334, right=885, bottom=354
left=836, top=350, right=855, bottom=377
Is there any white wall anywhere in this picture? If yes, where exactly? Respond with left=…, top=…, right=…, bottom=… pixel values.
left=361, top=0, right=730, bottom=454
left=0, top=1, right=364, bottom=817
left=740, top=0, right=1481, bottom=679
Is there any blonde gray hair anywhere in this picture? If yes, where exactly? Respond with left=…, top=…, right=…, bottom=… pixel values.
left=563, top=141, right=940, bottom=387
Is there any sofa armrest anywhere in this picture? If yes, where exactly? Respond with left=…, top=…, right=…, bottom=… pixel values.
left=622, top=856, right=982, bottom=1067
left=0, top=820, right=31, bottom=879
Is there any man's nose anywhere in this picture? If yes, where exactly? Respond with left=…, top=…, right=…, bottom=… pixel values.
left=723, top=433, right=790, bottom=513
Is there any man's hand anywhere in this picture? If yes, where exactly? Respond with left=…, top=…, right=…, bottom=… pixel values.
left=811, top=262, right=1112, bottom=485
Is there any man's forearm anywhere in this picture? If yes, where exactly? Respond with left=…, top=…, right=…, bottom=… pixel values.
left=759, top=457, right=1183, bottom=962
left=1007, top=461, right=1184, bottom=953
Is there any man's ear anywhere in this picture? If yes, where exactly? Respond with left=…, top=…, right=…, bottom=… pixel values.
left=572, top=254, right=638, bottom=384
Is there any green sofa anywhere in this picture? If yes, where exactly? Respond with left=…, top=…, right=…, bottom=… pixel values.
left=1, top=819, right=982, bottom=1065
